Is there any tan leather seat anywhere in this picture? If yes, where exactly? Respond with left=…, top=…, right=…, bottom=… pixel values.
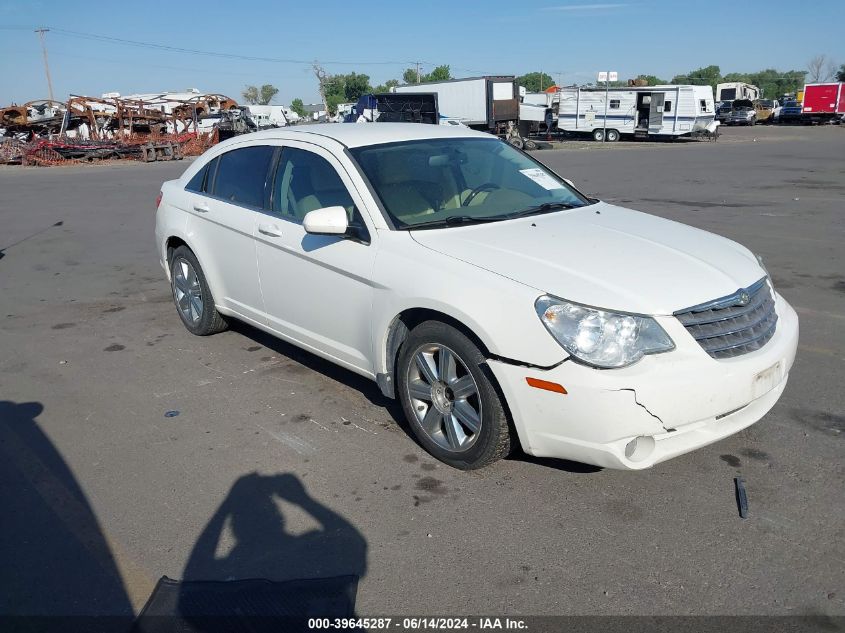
left=371, top=154, right=437, bottom=221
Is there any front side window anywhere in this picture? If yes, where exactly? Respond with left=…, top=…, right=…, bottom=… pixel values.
left=211, top=146, right=275, bottom=208
left=349, top=137, right=590, bottom=229
left=271, top=147, right=356, bottom=222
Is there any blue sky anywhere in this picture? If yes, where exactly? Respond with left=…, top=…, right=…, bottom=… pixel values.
left=0, top=0, right=841, bottom=106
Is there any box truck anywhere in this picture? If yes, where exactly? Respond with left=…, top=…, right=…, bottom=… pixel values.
left=801, top=83, right=845, bottom=123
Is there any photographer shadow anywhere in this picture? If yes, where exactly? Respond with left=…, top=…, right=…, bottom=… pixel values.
left=137, top=472, right=366, bottom=632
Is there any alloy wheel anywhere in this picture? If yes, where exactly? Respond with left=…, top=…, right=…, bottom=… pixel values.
left=406, top=343, right=482, bottom=452
left=173, top=258, right=203, bottom=325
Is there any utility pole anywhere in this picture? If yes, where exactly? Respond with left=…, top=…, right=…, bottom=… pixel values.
left=35, top=27, right=55, bottom=102
left=415, top=62, right=421, bottom=84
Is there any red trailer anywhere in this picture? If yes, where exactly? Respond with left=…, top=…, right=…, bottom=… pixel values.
left=801, top=83, right=845, bottom=123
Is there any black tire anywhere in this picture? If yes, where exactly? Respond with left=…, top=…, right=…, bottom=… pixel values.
left=169, top=245, right=228, bottom=336
left=396, top=321, right=513, bottom=470
left=508, top=136, right=524, bottom=150
left=592, top=128, right=605, bottom=142
left=606, top=129, right=620, bottom=142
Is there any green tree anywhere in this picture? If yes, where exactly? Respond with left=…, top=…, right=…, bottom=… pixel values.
left=425, top=65, right=451, bottom=82
left=837, top=64, right=845, bottom=82
left=317, top=72, right=374, bottom=113
left=401, top=65, right=452, bottom=84
left=670, top=65, right=721, bottom=91
left=241, top=84, right=279, bottom=105
left=341, top=72, right=372, bottom=101
left=290, top=98, right=306, bottom=118
left=517, top=72, right=555, bottom=92
left=373, top=78, right=400, bottom=93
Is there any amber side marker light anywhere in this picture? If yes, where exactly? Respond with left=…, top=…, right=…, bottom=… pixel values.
left=525, top=377, right=568, bottom=394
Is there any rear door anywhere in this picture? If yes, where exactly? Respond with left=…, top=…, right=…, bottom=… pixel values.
left=649, top=92, right=665, bottom=128
left=255, top=141, right=378, bottom=374
left=186, top=144, right=275, bottom=322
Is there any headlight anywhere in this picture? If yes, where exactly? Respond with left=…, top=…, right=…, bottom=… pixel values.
left=535, top=296, right=674, bottom=368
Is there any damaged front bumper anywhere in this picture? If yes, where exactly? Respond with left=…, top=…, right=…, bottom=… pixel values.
left=487, top=293, right=799, bottom=470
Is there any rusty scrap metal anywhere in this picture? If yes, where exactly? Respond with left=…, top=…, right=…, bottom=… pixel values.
left=0, top=91, right=243, bottom=165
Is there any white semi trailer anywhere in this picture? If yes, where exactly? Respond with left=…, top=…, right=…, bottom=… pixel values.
left=394, top=76, right=522, bottom=144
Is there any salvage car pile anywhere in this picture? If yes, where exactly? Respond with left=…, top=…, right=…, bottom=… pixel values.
left=0, top=91, right=254, bottom=165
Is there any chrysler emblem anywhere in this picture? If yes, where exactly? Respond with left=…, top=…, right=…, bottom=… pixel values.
left=737, top=291, right=751, bottom=306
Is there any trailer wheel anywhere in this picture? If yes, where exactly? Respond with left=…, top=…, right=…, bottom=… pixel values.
left=606, top=129, right=620, bottom=142
left=592, top=128, right=605, bottom=142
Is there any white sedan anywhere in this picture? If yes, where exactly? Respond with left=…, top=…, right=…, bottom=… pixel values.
left=155, top=123, right=799, bottom=470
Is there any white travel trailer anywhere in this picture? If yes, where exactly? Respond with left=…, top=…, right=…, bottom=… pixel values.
left=557, top=85, right=716, bottom=141
left=242, top=105, right=289, bottom=128
left=716, top=82, right=761, bottom=102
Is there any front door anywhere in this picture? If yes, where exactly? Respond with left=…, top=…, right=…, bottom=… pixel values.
left=649, top=92, right=665, bottom=128
left=255, top=142, right=378, bottom=374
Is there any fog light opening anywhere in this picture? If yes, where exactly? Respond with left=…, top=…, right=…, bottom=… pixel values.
left=624, top=435, right=656, bottom=463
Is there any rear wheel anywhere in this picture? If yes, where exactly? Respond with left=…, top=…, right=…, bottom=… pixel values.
left=606, top=129, right=620, bottom=142
left=592, top=128, right=605, bottom=142
left=169, top=246, right=228, bottom=336
left=396, top=321, right=512, bottom=470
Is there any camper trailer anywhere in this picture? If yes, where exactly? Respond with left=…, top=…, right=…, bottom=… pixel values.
left=557, top=85, right=716, bottom=141
left=716, top=82, right=761, bottom=102
left=242, top=105, right=289, bottom=128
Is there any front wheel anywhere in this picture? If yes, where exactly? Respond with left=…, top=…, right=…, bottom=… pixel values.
left=396, top=321, right=513, bottom=470
left=606, top=129, right=620, bottom=142
left=592, top=128, right=605, bottom=142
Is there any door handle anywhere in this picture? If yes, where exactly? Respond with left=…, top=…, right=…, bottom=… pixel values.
left=193, top=202, right=210, bottom=213
left=258, top=224, right=283, bottom=238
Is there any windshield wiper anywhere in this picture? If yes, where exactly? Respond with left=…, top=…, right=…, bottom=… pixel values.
left=507, top=201, right=577, bottom=219
left=403, top=215, right=507, bottom=230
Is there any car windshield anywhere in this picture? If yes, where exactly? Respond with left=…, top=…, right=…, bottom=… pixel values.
left=758, top=100, right=773, bottom=107
left=348, top=137, right=590, bottom=229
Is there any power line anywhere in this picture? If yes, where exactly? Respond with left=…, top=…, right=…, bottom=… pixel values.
left=44, top=26, right=418, bottom=67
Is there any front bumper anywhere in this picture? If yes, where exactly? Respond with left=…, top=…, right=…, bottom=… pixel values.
left=488, top=293, right=799, bottom=470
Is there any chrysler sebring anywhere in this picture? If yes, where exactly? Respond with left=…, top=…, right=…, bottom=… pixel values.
left=155, top=124, right=798, bottom=470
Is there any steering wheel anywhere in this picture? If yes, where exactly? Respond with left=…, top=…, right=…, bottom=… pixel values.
left=462, top=182, right=500, bottom=207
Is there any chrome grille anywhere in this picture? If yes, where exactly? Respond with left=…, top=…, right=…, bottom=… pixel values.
left=675, top=278, right=777, bottom=359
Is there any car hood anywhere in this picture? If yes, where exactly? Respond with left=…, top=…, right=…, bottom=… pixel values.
left=409, top=202, right=764, bottom=315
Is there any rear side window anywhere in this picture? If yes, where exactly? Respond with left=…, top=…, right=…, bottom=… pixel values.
left=211, top=146, right=275, bottom=208
left=185, top=164, right=207, bottom=192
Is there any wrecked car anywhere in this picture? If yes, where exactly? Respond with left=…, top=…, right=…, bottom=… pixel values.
left=155, top=124, right=799, bottom=470
left=726, top=99, right=757, bottom=125
left=754, top=99, right=780, bottom=124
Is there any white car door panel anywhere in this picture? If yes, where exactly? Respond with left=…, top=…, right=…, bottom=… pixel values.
left=185, top=146, right=274, bottom=322
left=255, top=142, right=378, bottom=374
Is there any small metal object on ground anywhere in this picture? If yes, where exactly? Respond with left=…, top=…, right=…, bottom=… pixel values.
left=164, top=410, right=180, bottom=418
left=735, top=476, right=749, bottom=519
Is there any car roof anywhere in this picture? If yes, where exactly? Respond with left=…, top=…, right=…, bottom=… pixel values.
left=233, top=122, right=491, bottom=148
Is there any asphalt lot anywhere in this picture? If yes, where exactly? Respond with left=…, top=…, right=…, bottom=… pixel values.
left=1, top=125, right=843, bottom=618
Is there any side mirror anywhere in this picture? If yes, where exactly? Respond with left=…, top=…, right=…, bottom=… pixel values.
left=303, top=206, right=348, bottom=235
